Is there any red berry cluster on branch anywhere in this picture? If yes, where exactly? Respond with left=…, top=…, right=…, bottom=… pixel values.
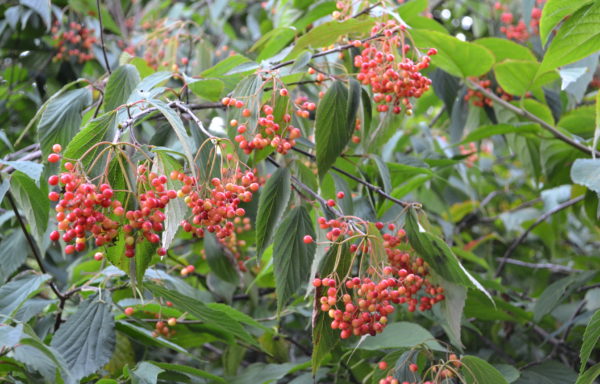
left=496, top=0, right=545, bottom=42
left=464, top=78, right=513, bottom=107
left=313, top=219, right=444, bottom=340
left=176, top=169, right=259, bottom=240
left=226, top=89, right=308, bottom=155
left=51, top=21, right=97, bottom=63
left=354, top=21, right=436, bottom=115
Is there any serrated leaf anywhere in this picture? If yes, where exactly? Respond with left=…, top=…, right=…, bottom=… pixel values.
left=13, top=336, right=74, bottom=384
left=357, top=322, right=445, bottom=351
left=152, top=362, right=226, bottom=383
left=474, top=37, right=537, bottom=62
left=146, top=283, right=258, bottom=347
left=132, top=362, right=164, bottom=384
left=495, top=60, right=558, bottom=96
left=370, top=155, right=392, bottom=194
left=332, top=173, right=354, bottom=215
left=273, top=206, right=316, bottom=312
left=576, top=363, right=600, bottom=384
left=580, top=309, right=600, bottom=372
left=255, top=167, right=291, bottom=257
left=10, top=171, right=49, bottom=246
left=539, top=2, right=600, bottom=74
left=539, top=0, right=593, bottom=46
left=533, top=271, right=596, bottom=321
left=460, top=124, right=540, bottom=144
left=0, top=323, right=23, bottom=348
left=188, top=79, right=225, bottom=101
left=205, top=232, right=239, bottom=285
left=0, top=231, right=27, bottom=284
left=104, top=65, right=141, bottom=111
left=410, top=30, right=495, bottom=78
left=315, top=80, right=353, bottom=178
left=0, top=160, right=43, bottom=182
left=63, top=111, right=117, bottom=171
left=571, top=159, right=600, bottom=194
left=0, top=273, right=51, bottom=319
left=287, top=19, right=373, bottom=58
left=462, top=355, right=509, bottom=384
left=436, top=278, right=466, bottom=349
left=50, top=291, right=116, bottom=381
left=37, top=87, right=91, bottom=159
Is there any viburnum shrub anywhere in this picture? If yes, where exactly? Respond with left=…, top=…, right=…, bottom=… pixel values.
left=4, top=0, right=600, bottom=382
left=313, top=218, right=444, bottom=339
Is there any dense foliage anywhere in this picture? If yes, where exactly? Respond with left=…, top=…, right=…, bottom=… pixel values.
left=1, top=0, right=600, bottom=383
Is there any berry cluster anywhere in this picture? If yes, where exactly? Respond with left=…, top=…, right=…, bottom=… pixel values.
left=176, top=169, right=259, bottom=240
left=354, top=21, right=436, bottom=115
left=496, top=1, right=545, bottom=42
left=121, top=165, right=177, bottom=258
left=464, top=78, right=513, bottom=108
left=51, top=21, right=97, bottom=63
left=48, top=147, right=121, bottom=254
left=226, top=90, right=309, bottom=155
left=313, top=219, right=444, bottom=339
left=459, top=142, right=479, bottom=168
left=216, top=217, right=253, bottom=271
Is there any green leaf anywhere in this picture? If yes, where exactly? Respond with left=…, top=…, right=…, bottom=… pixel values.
left=523, top=98, right=555, bottom=125
left=315, top=80, right=353, bottom=178
left=332, top=173, right=354, bottom=215
left=0, top=160, right=43, bottom=182
left=50, top=291, right=116, bottom=381
left=104, top=65, right=141, bottom=111
left=13, top=336, right=74, bottom=383
left=436, top=278, right=466, bottom=349
left=10, top=171, right=49, bottom=246
left=370, top=155, right=392, bottom=194
left=205, top=232, right=239, bottom=285
left=132, top=362, right=164, bottom=384
left=145, top=99, right=196, bottom=177
left=63, top=111, right=117, bottom=171
left=357, top=322, right=445, bottom=351
left=460, top=124, right=540, bottom=144
left=151, top=362, right=226, bottom=383
left=580, top=309, right=600, bottom=372
left=576, top=363, right=600, bottom=384
left=255, top=167, right=291, bottom=257
left=251, top=27, right=296, bottom=61
left=474, top=37, right=537, bottom=62
left=37, top=87, right=92, bottom=158
left=495, top=60, right=558, bottom=96
left=20, top=0, right=51, bottom=29
left=188, top=79, right=225, bottom=102
left=571, top=159, right=600, bottom=194
left=273, top=206, right=316, bottom=312
left=515, top=361, right=578, bottom=384
left=410, top=30, right=495, bottom=78
left=539, top=0, right=593, bottom=45
left=495, top=364, right=521, bottom=383
left=0, top=323, right=23, bottom=349
left=0, top=273, right=51, bottom=319
left=146, top=282, right=258, bottom=346
left=461, top=356, right=509, bottom=384
left=115, top=321, right=188, bottom=354
left=0, top=231, right=27, bottom=284
left=539, top=2, right=600, bottom=74
left=230, top=362, right=298, bottom=384
left=533, top=271, right=596, bottom=321
left=287, top=19, right=373, bottom=58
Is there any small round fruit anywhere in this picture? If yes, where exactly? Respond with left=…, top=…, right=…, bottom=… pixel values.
left=52, top=144, right=62, bottom=153
left=167, top=317, right=177, bottom=327
left=47, top=153, right=60, bottom=163
left=124, top=307, right=135, bottom=316
left=50, top=231, right=60, bottom=242
left=409, top=363, right=418, bottom=372
left=378, top=361, right=388, bottom=370
left=303, top=235, right=314, bottom=244
left=336, top=191, right=345, bottom=199
left=94, top=252, right=103, bottom=261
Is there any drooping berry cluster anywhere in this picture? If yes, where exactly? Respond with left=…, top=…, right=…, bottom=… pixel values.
left=216, top=217, right=253, bottom=271
left=464, top=78, right=513, bottom=108
left=314, top=219, right=444, bottom=339
left=496, top=0, right=545, bottom=42
left=354, top=21, right=436, bottom=115
left=121, top=165, right=177, bottom=258
left=226, top=88, right=309, bottom=155
left=48, top=155, right=122, bottom=254
left=51, top=20, right=97, bottom=63
left=175, top=169, right=259, bottom=240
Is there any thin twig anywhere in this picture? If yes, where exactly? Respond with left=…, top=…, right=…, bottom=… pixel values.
left=495, top=195, right=584, bottom=277
left=467, top=79, right=600, bottom=157
left=96, top=0, right=112, bottom=74
left=291, top=146, right=412, bottom=208
left=172, top=101, right=216, bottom=138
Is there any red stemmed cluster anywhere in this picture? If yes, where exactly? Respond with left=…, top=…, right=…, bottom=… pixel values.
left=314, top=219, right=444, bottom=339
left=226, top=91, right=307, bottom=155
left=122, top=165, right=177, bottom=258
left=217, top=216, right=253, bottom=271
left=176, top=169, right=259, bottom=240
left=354, top=21, right=436, bottom=115
left=48, top=151, right=121, bottom=254
left=496, top=0, right=545, bottom=42
left=464, top=78, right=513, bottom=107
left=51, top=21, right=97, bottom=63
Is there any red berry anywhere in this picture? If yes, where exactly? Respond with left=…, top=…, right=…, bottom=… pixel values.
left=50, top=231, right=60, bottom=242
left=378, top=361, right=388, bottom=370
left=336, top=191, right=345, bottom=199
left=48, top=175, right=59, bottom=185
left=47, top=153, right=60, bottom=163
left=303, top=235, right=313, bottom=244
left=409, top=363, right=418, bottom=372
left=124, top=307, right=135, bottom=316
left=94, top=252, right=103, bottom=261
left=327, top=199, right=336, bottom=207
left=52, top=144, right=62, bottom=153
